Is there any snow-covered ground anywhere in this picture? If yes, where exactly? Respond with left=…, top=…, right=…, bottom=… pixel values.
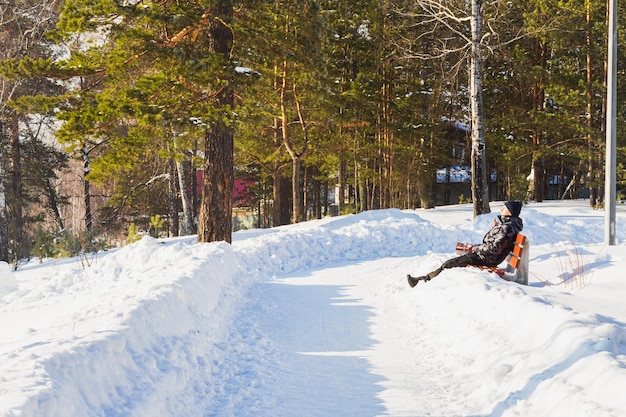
left=1, top=200, right=626, bottom=417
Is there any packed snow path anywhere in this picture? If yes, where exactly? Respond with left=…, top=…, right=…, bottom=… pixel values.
left=206, top=253, right=626, bottom=417
left=209, top=257, right=469, bottom=417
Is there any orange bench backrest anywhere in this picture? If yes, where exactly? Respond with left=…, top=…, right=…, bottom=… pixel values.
left=508, top=233, right=527, bottom=269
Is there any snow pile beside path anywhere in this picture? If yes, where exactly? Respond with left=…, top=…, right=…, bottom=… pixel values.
left=0, top=261, right=16, bottom=297
left=2, top=202, right=625, bottom=417
left=0, top=261, right=17, bottom=297
left=1, top=238, right=244, bottom=417
left=5, top=209, right=475, bottom=416
left=234, top=208, right=470, bottom=277
left=401, top=271, right=626, bottom=416
left=471, top=207, right=621, bottom=246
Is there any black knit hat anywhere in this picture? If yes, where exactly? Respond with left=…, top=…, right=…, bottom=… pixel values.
left=504, top=200, right=523, bottom=218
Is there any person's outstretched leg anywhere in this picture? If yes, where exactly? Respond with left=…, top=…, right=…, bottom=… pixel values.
left=408, top=253, right=484, bottom=287
left=440, top=253, right=480, bottom=270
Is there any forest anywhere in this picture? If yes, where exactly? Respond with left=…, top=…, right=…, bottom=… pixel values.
left=0, top=0, right=625, bottom=266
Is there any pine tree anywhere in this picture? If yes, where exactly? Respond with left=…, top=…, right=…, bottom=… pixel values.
left=235, top=0, right=328, bottom=224
left=484, top=0, right=608, bottom=203
left=0, top=0, right=65, bottom=263
left=43, top=0, right=240, bottom=242
left=195, top=0, right=235, bottom=242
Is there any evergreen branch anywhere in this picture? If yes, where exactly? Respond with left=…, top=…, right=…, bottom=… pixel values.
left=0, top=57, right=103, bottom=80
left=166, top=10, right=211, bottom=46
left=164, top=11, right=235, bottom=59
left=514, top=137, right=591, bottom=161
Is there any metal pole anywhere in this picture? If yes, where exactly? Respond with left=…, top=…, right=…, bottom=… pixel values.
left=605, top=0, right=617, bottom=245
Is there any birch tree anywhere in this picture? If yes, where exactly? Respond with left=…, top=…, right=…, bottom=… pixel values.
left=393, top=0, right=499, bottom=215
left=468, top=0, right=490, bottom=215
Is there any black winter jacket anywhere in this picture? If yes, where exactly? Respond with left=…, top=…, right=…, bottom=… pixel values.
left=471, top=215, right=523, bottom=266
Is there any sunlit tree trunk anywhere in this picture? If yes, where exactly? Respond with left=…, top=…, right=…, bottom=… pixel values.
left=8, top=114, right=28, bottom=260
left=197, top=0, right=234, bottom=243
left=470, top=0, right=491, bottom=216
left=272, top=116, right=290, bottom=226
left=177, top=160, right=194, bottom=235
left=0, top=121, right=8, bottom=262
left=586, top=0, right=598, bottom=207
left=82, top=145, right=92, bottom=231
left=168, top=158, right=179, bottom=237
left=280, top=60, right=309, bottom=224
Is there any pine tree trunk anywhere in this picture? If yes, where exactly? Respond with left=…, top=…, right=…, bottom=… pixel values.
left=417, top=131, right=436, bottom=209
left=302, top=165, right=309, bottom=221
left=359, top=178, right=368, bottom=212
left=192, top=139, right=199, bottom=220
left=338, top=152, right=346, bottom=213
left=382, top=72, right=393, bottom=209
left=273, top=168, right=290, bottom=226
left=313, top=174, right=321, bottom=219
left=278, top=60, right=302, bottom=223
left=469, top=0, right=491, bottom=216
left=0, top=121, right=9, bottom=262
left=323, top=181, right=329, bottom=217
left=272, top=117, right=290, bottom=227
left=586, top=0, right=597, bottom=207
left=197, top=0, right=234, bottom=243
left=377, top=130, right=384, bottom=210
left=82, top=145, right=92, bottom=231
left=198, top=119, right=233, bottom=242
left=9, top=117, right=25, bottom=258
left=0, top=193, right=7, bottom=262
left=531, top=40, right=547, bottom=203
left=279, top=64, right=309, bottom=224
left=291, top=157, right=302, bottom=223
left=45, top=177, right=64, bottom=230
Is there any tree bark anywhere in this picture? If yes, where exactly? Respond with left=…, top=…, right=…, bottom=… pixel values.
left=279, top=61, right=309, bottom=224
left=197, top=0, right=234, bottom=243
left=272, top=116, right=290, bottom=226
left=279, top=67, right=298, bottom=223
left=9, top=116, right=23, bottom=244
left=82, top=145, right=92, bottom=231
left=470, top=0, right=491, bottom=216
left=198, top=120, right=233, bottom=242
left=0, top=121, right=9, bottom=262
left=530, top=39, right=547, bottom=202
left=417, top=132, right=436, bottom=209
left=338, top=151, right=346, bottom=213
left=168, top=158, right=179, bottom=237
left=381, top=71, right=394, bottom=209
left=586, top=0, right=598, bottom=207
left=177, top=159, right=195, bottom=235
left=45, top=177, right=64, bottom=230
left=273, top=167, right=290, bottom=226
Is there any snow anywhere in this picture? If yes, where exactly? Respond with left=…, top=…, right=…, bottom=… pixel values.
left=0, top=262, right=16, bottom=297
left=2, top=200, right=626, bottom=417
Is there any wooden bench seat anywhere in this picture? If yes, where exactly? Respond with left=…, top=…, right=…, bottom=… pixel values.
left=458, top=233, right=529, bottom=285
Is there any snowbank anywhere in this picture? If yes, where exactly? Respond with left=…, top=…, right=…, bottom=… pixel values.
left=0, top=261, right=16, bottom=297
left=1, top=200, right=625, bottom=417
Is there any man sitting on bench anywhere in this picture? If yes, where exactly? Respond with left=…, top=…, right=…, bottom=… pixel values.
left=408, top=200, right=524, bottom=287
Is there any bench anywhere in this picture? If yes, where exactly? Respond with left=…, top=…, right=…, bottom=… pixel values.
left=457, top=233, right=529, bottom=285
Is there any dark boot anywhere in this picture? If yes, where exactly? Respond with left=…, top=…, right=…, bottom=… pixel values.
left=407, top=274, right=430, bottom=288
